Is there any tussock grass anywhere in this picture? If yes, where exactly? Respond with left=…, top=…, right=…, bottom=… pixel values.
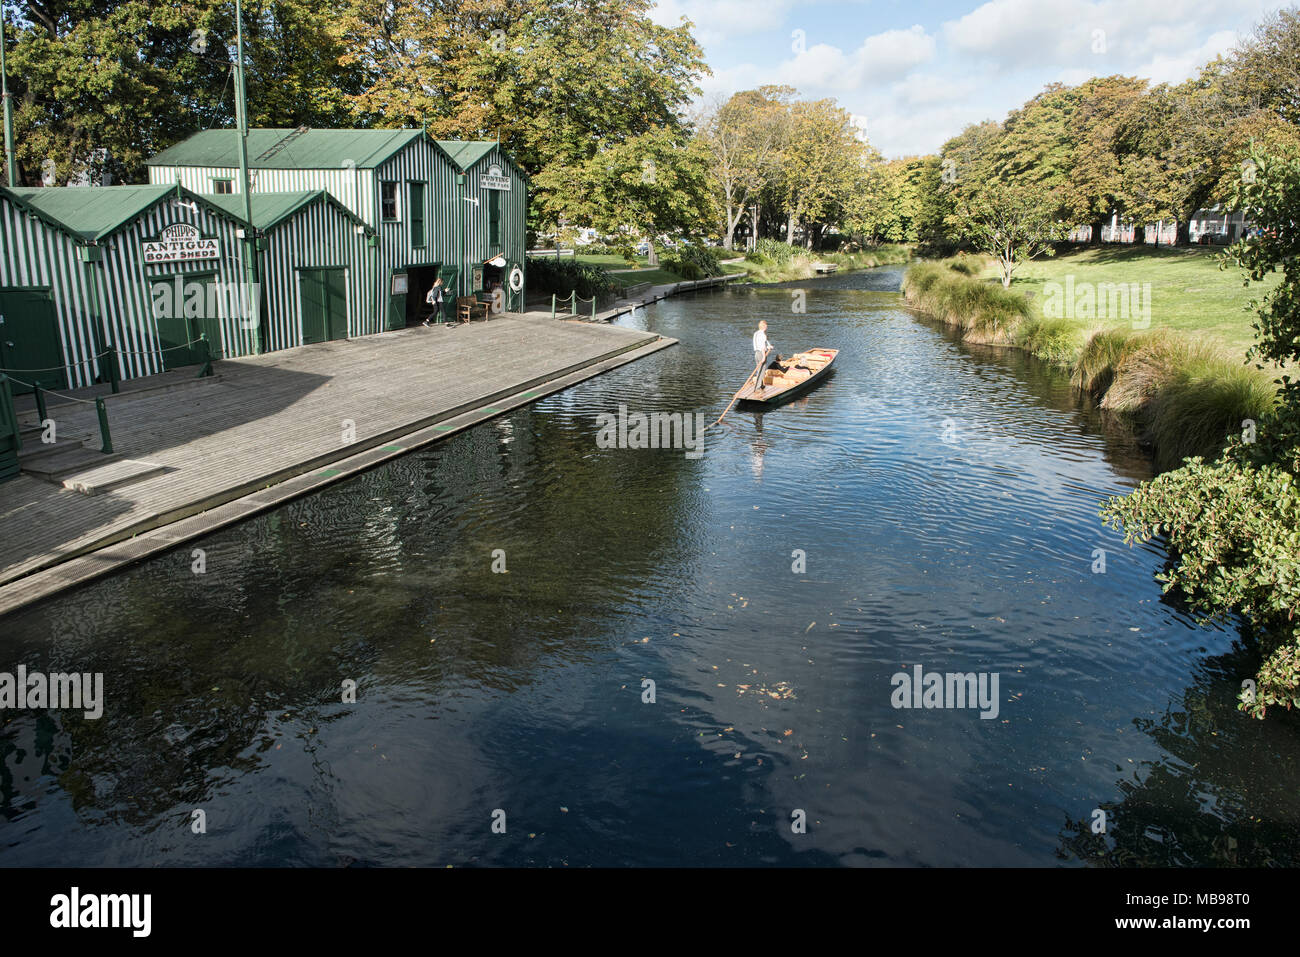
left=901, top=260, right=1031, bottom=344
left=1015, top=316, right=1085, bottom=366
left=903, top=261, right=1281, bottom=470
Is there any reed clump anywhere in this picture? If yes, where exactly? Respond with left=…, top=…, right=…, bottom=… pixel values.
left=903, top=259, right=1280, bottom=469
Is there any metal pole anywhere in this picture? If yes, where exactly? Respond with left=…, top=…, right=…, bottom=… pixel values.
left=95, top=397, right=112, bottom=453
left=233, top=0, right=263, bottom=355
left=0, top=6, right=15, bottom=187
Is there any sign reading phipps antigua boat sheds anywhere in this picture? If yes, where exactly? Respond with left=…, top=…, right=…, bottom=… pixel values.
left=480, top=163, right=511, bottom=191
left=142, top=223, right=220, bottom=264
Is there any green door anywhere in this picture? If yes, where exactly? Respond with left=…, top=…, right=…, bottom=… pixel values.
left=301, top=268, right=348, bottom=344
left=0, top=289, right=68, bottom=394
left=150, top=276, right=225, bottom=371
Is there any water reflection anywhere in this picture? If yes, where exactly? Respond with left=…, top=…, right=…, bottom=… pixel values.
left=0, top=267, right=1270, bottom=867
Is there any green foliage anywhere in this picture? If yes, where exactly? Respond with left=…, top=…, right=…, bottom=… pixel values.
left=901, top=260, right=1033, bottom=343
left=659, top=254, right=702, bottom=280
left=749, top=238, right=795, bottom=265
left=673, top=242, right=721, bottom=276
left=525, top=256, right=623, bottom=299
left=543, top=128, right=713, bottom=266
left=1103, top=146, right=1300, bottom=718
left=950, top=182, right=1060, bottom=287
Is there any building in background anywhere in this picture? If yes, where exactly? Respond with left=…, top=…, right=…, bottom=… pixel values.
left=147, top=129, right=529, bottom=328
left=0, top=183, right=252, bottom=391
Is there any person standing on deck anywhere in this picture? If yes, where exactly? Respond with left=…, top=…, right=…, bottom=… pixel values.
left=423, top=278, right=446, bottom=326
left=752, top=320, right=776, bottom=393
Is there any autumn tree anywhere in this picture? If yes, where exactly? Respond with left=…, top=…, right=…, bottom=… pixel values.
left=332, top=0, right=707, bottom=233
left=698, top=85, right=790, bottom=250
left=770, top=97, right=874, bottom=247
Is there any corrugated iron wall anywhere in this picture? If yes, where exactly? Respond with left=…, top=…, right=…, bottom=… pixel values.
left=0, top=195, right=250, bottom=387
left=260, top=201, right=377, bottom=351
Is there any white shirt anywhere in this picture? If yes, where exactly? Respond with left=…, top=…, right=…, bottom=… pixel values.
left=752, top=329, right=772, bottom=352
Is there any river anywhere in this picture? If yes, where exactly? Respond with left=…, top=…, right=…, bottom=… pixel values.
left=3, top=265, right=1298, bottom=866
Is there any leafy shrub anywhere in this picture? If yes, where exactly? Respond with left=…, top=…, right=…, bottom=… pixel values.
left=525, top=256, right=623, bottom=299
left=675, top=242, right=721, bottom=276
left=1103, top=146, right=1300, bottom=718
left=753, top=238, right=797, bottom=265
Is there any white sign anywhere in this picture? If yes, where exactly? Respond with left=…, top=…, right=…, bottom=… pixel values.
left=480, top=163, right=511, bottom=191
left=143, top=223, right=219, bottom=264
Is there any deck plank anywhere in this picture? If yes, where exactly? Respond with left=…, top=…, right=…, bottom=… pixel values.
left=0, top=316, right=668, bottom=594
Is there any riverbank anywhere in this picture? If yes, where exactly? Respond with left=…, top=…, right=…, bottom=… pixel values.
left=739, top=243, right=912, bottom=284
left=902, top=256, right=1279, bottom=470
left=0, top=316, right=675, bottom=615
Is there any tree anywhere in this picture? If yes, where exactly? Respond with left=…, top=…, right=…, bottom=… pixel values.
left=1059, top=75, right=1148, bottom=241
left=3, top=0, right=359, bottom=186
left=771, top=97, right=872, bottom=247
left=952, top=182, right=1060, bottom=287
left=1228, top=7, right=1300, bottom=126
left=846, top=156, right=929, bottom=244
left=1116, top=62, right=1256, bottom=244
left=697, top=85, right=790, bottom=250
left=331, top=0, right=707, bottom=234
left=552, top=127, right=712, bottom=266
left=1102, top=147, right=1300, bottom=718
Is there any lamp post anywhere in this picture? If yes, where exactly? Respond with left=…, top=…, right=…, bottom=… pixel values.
left=233, top=0, right=263, bottom=354
left=1, top=4, right=17, bottom=187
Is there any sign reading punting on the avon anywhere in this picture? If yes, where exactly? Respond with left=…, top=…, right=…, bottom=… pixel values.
left=479, top=163, right=511, bottom=191
left=142, top=223, right=220, bottom=264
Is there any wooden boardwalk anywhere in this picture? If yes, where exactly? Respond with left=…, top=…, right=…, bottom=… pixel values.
left=0, top=314, right=674, bottom=614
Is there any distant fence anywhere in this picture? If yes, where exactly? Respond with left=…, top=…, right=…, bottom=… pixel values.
left=527, top=248, right=575, bottom=258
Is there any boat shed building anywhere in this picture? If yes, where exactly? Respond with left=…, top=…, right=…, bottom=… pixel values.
left=146, top=129, right=530, bottom=329
left=0, top=183, right=254, bottom=391
left=202, top=190, right=377, bottom=352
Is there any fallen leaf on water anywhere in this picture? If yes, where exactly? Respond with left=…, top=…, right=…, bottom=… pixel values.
left=805, top=622, right=815, bottom=633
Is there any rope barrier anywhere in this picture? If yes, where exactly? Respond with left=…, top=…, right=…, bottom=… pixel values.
left=0, top=350, right=110, bottom=374
left=3, top=374, right=100, bottom=405
left=115, top=337, right=208, bottom=357
left=0, top=337, right=207, bottom=373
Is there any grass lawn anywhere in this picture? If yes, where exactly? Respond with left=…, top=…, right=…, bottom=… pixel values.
left=989, top=245, right=1281, bottom=358
left=608, top=268, right=683, bottom=285
left=574, top=252, right=651, bottom=269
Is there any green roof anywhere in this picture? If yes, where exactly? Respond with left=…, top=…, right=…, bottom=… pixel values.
left=200, top=190, right=368, bottom=233
left=436, top=140, right=501, bottom=172
left=0, top=185, right=181, bottom=241
left=147, top=128, right=426, bottom=170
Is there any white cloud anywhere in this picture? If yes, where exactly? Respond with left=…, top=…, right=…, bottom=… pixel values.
left=652, top=0, right=799, bottom=46
left=773, top=26, right=937, bottom=90
left=1137, top=29, right=1240, bottom=85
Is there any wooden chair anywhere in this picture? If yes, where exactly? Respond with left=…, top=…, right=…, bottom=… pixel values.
left=456, top=296, right=490, bottom=322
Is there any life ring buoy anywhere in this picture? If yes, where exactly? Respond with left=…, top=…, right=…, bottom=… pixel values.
left=508, top=265, right=525, bottom=292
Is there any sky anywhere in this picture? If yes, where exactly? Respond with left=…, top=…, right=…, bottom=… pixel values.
left=650, top=0, right=1286, bottom=158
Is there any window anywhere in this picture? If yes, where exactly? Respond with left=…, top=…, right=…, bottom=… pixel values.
left=381, top=181, right=399, bottom=221
left=410, top=182, right=425, bottom=247
left=211, top=179, right=234, bottom=194
left=489, top=189, right=501, bottom=246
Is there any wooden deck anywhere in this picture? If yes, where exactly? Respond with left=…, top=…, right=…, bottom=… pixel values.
left=0, top=314, right=674, bottom=614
